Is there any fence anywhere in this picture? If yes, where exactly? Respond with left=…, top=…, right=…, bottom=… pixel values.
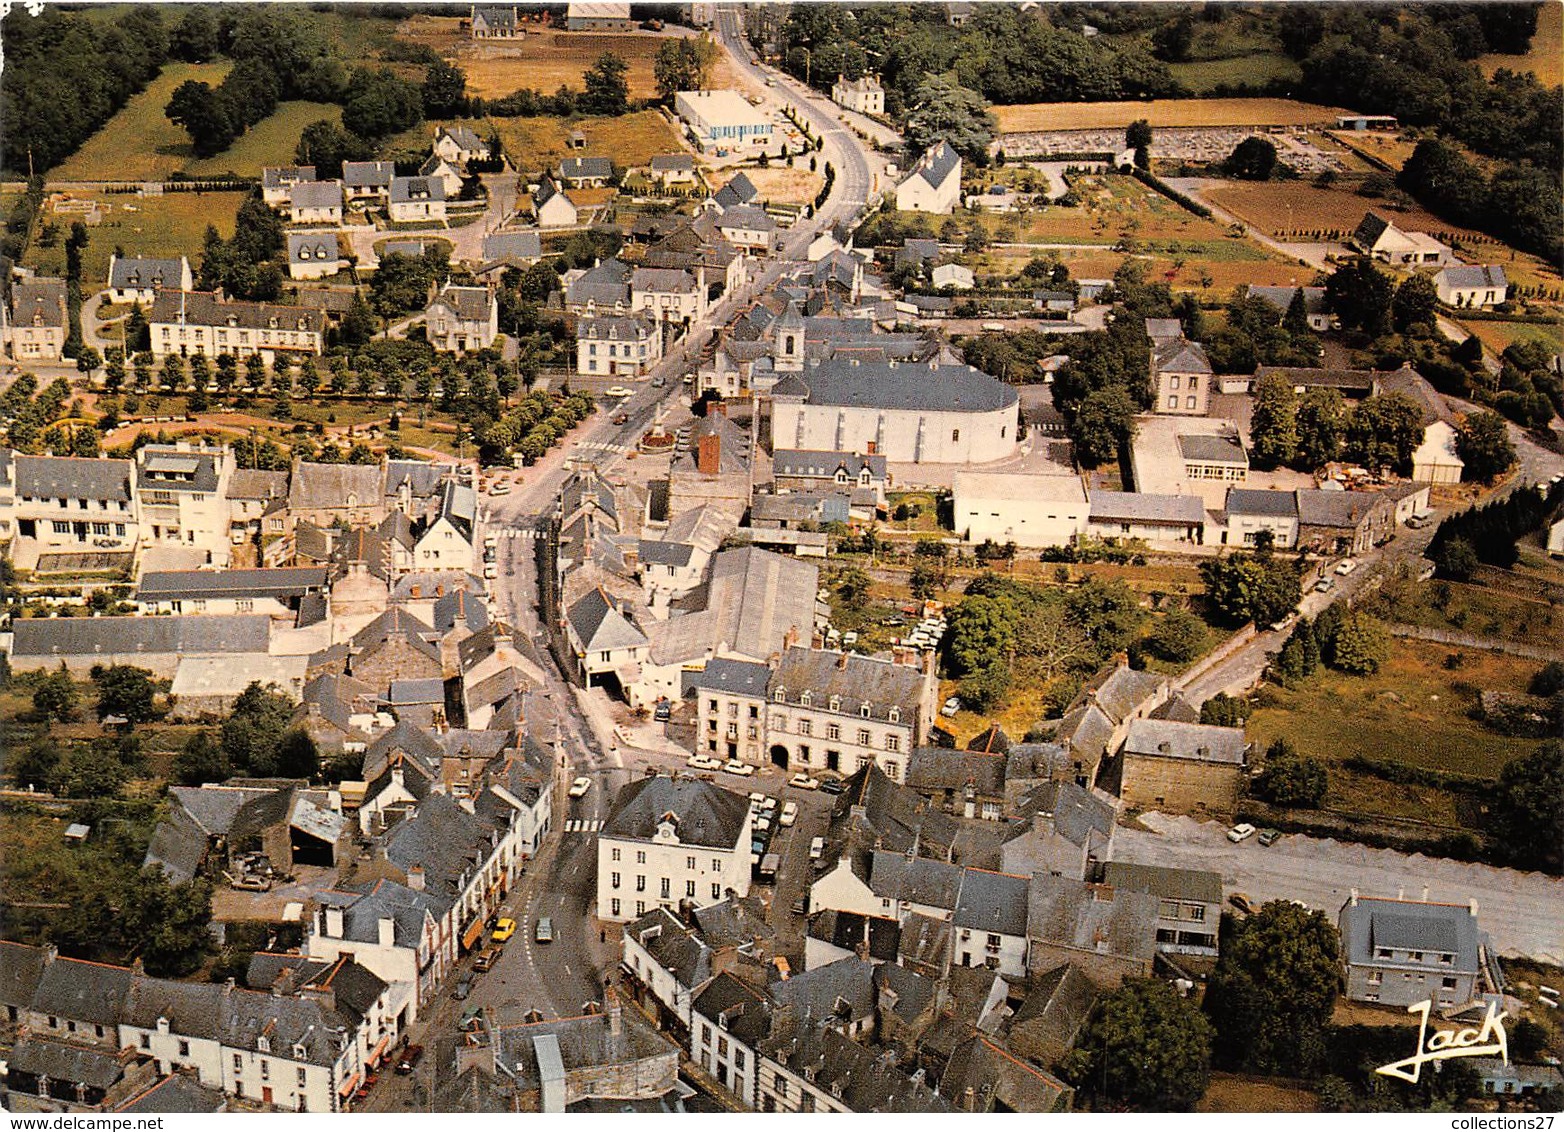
left=1386, top=622, right=1563, bottom=663
left=1173, top=623, right=1258, bottom=691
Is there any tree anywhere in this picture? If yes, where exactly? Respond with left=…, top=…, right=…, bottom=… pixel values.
left=295, top=118, right=371, bottom=181
left=835, top=564, right=871, bottom=606
left=1199, top=553, right=1302, bottom=627
left=422, top=57, right=467, bottom=118
left=1071, top=385, right=1138, bottom=468
left=1249, top=370, right=1299, bottom=469
left=11, top=738, right=64, bottom=791
left=1331, top=611, right=1390, bottom=675
left=1455, top=410, right=1515, bottom=483
left=1144, top=608, right=1207, bottom=663
left=1391, top=272, right=1438, bottom=334
left=32, top=667, right=79, bottom=722
left=582, top=52, right=630, bottom=117
left=118, top=870, right=215, bottom=977
left=1200, top=692, right=1251, bottom=728
left=1294, top=387, right=1345, bottom=469
left=1224, top=136, right=1278, bottom=180
left=957, top=663, right=1012, bottom=713
left=1070, top=978, right=1212, bottom=1110
left=341, top=67, right=423, bottom=141
left=1203, top=902, right=1340, bottom=1075
left=1271, top=619, right=1320, bottom=683
left=945, top=592, right=1021, bottom=677
left=1125, top=119, right=1153, bottom=151
left=220, top=682, right=299, bottom=777
left=164, top=79, right=234, bottom=157
left=1252, top=738, right=1328, bottom=807
left=91, top=664, right=159, bottom=723
left=1326, top=257, right=1395, bottom=337
left=1488, top=740, right=1562, bottom=873
left=903, top=73, right=997, bottom=164
left=173, top=730, right=231, bottom=786
left=654, top=35, right=718, bottom=100
left=1151, top=14, right=1196, bottom=63
left=909, top=560, right=939, bottom=601
left=171, top=5, right=219, bottom=62
left=1345, top=393, right=1424, bottom=475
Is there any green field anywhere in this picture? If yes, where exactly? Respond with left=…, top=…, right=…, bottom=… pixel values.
left=1169, top=52, right=1302, bottom=94
left=186, top=102, right=343, bottom=178
left=28, top=192, right=243, bottom=287
left=52, top=62, right=232, bottom=182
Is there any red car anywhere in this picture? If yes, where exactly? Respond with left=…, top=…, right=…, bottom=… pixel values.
left=395, top=1045, right=425, bottom=1074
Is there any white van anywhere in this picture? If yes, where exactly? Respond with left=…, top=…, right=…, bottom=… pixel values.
left=1407, top=509, right=1435, bottom=529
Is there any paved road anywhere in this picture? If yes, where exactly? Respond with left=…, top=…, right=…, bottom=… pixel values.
left=1114, top=813, right=1564, bottom=964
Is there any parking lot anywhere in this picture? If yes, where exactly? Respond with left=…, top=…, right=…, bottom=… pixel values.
left=1114, top=813, right=1564, bottom=964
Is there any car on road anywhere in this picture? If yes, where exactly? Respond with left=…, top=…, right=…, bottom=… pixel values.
left=1335, top=559, right=1358, bottom=576
left=483, top=562, right=498, bottom=579
left=791, top=896, right=808, bottom=916
left=605, top=386, right=633, bottom=398
left=1228, top=892, right=1257, bottom=915
left=612, top=411, right=629, bottom=425
left=651, top=375, right=667, bottom=388
left=688, top=754, right=724, bottom=771
left=396, top=1045, right=425, bottom=1074
left=818, top=778, right=845, bottom=796
left=491, top=917, right=517, bottom=942
left=1314, top=576, right=1334, bottom=593
left=489, top=482, right=510, bottom=496
left=809, top=836, right=825, bottom=860
left=1257, top=828, right=1283, bottom=847
left=653, top=700, right=671, bottom=722
left=534, top=916, right=553, bottom=944
left=1227, top=823, right=1257, bottom=843
left=473, top=946, right=501, bottom=972
left=452, top=971, right=475, bottom=1000
left=779, top=801, right=798, bottom=827
left=789, top=773, right=819, bottom=790
left=568, top=776, right=593, bottom=797
left=724, top=759, right=755, bottom=776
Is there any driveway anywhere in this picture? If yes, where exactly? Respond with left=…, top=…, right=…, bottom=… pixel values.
left=1114, top=812, right=1564, bottom=963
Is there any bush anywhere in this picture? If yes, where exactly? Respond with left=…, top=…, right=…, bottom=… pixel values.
left=1251, top=739, right=1329, bottom=808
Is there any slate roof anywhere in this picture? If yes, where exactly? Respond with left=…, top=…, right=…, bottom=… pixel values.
left=771, top=955, right=877, bottom=1027
left=1054, top=702, right=1115, bottom=761
left=762, top=1018, right=950, bottom=1112
left=1352, top=210, right=1394, bottom=248
left=712, top=171, right=758, bottom=210
left=481, top=230, right=543, bottom=261
left=601, top=774, right=750, bottom=850
left=868, top=850, right=962, bottom=910
left=138, top=447, right=220, bottom=493
left=1088, top=491, right=1204, bottom=525
left=429, top=283, right=494, bottom=323
left=288, top=232, right=341, bottom=265
left=290, top=181, right=342, bottom=211
left=1153, top=336, right=1212, bottom=374
left=1247, top=284, right=1328, bottom=317
left=227, top=468, right=288, bottom=503
left=771, top=648, right=925, bottom=723
left=953, top=869, right=1031, bottom=936
left=829, top=763, right=957, bottom=859
left=433, top=586, right=489, bottom=634
left=646, top=546, right=817, bottom=666
left=289, top=461, right=383, bottom=511
left=625, top=908, right=712, bottom=990
left=1086, top=664, right=1166, bottom=723
left=390, top=175, right=447, bottom=204
left=13, top=454, right=133, bottom=502
left=318, top=878, right=439, bottom=949
left=1297, top=487, right=1387, bottom=529
left=362, top=717, right=446, bottom=780
left=136, top=567, right=327, bottom=603
left=343, top=161, right=395, bottom=189
left=1436, top=264, right=1508, bottom=290
left=691, top=972, right=772, bottom=1045
left=567, top=587, right=648, bottom=653
left=559, top=156, right=613, bottom=181
left=1026, top=874, right=1159, bottom=962
left=108, top=255, right=187, bottom=292
left=262, top=165, right=314, bottom=190
left=691, top=895, right=776, bottom=951
left=716, top=204, right=777, bottom=233
left=895, top=238, right=942, bottom=268
left=941, top=1033, right=1071, bottom=1113
left=1177, top=432, right=1247, bottom=464
left=1341, top=897, right=1482, bottom=969
left=350, top=606, right=442, bottom=663
left=149, top=291, right=323, bottom=335
left=121, top=975, right=227, bottom=1040
left=32, top=956, right=135, bottom=1027
left=1009, top=962, right=1097, bottom=1045
left=772, top=448, right=886, bottom=480
left=906, top=141, right=960, bottom=190
left=0, top=940, right=50, bottom=1011
left=381, top=792, right=497, bottom=912
left=650, top=154, right=695, bottom=172
left=492, top=1008, right=678, bottom=1095
left=906, top=747, right=1005, bottom=797
left=1121, top=719, right=1247, bottom=765
left=1006, top=780, right=1115, bottom=849
left=439, top=124, right=487, bottom=152
left=1226, top=487, right=1298, bottom=518
left=114, top=1073, right=227, bottom=1113
left=11, top=277, right=67, bottom=326
left=1103, top=861, right=1221, bottom=904
left=9, top=1036, right=127, bottom=1090
left=565, top=257, right=631, bottom=309
left=10, top=614, right=270, bottom=660
left=631, top=266, right=698, bottom=294
left=772, top=358, right=1017, bottom=413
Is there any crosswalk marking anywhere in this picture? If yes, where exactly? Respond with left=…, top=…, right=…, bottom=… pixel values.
left=574, top=440, right=630, bottom=455
left=563, top=818, right=605, bottom=833
left=504, top=528, right=539, bottom=540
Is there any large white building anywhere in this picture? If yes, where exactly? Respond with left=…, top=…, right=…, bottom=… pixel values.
left=893, top=141, right=961, bottom=214
left=831, top=74, right=885, bottom=115
left=953, top=470, right=1088, bottom=547
left=770, top=358, right=1018, bottom=465
left=675, top=90, right=775, bottom=153
left=577, top=313, right=662, bottom=377
left=149, top=291, right=324, bottom=362
left=596, top=775, right=753, bottom=923
left=424, top=283, right=499, bottom=354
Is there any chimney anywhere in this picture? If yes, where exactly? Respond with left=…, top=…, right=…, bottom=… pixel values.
left=606, top=987, right=622, bottom=1037
left=408, top=864, right=426, bottom=891
left=1349, top=888, right=1358, bottom=907
left=1469, top=898, right=1479, bottom=917
left=378, top=916, right=396, bottom=947
left=324, top=905, right=345, bottom=938
left=696, top=432, right=721, bottom=476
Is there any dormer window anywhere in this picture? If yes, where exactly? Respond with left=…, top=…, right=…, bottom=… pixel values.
left=268, top=317, right=279, bottom=329
left=227, top=315, right=239, bottom=327
left=859, top=702, right=872, bottom=718
left=887, top=707, right=900, bottom=724
left=257, top=1036, right=270, bottom=1054
left=799, top=691, right=812, bottom=707
left=773, top=689, right=785, bottom=703
left=828, top=695, right=840, bottom=712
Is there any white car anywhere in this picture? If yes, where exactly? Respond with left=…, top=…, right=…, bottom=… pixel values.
left=789, top=773, right=820, bottom=791
left=779, top=801, right=799, bottom=827
left=754, top=816, right=772, bottom=834
left=483, top=562, right=498, bottom=579
left=483, top=533, right=498, bottom=549
left=605, top=386, right=633, bottom=398
left=488, top=481, right=510, bottom=496
left=842, top=631, right=859, bottom=646
left=1227, top=823, right=1257, bottom=843
left=568, top=776, right=593, bottom=798
left=941, top=697, right=962, bottom=718
left=1335, top=559, right=1359, bottom=576
left=748, top=791, right=767, bottom=805
left=687, top=754, right=724, bottom=771
left=808, top=836, right=825, bottom=860
left=760, top=796, right=778, bottom=812
left=724, top=760, right=755, bottom=777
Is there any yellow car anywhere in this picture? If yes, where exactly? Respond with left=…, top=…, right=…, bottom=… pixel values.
left=491, top=917, right=517, bottom=942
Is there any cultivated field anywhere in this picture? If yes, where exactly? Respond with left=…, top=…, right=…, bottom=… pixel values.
left=26, top=191, right=243, bottom=285
left=1459, top=317, right=1564, bottom=358
left=51, top=62, right=232, bottom=182
left=1168, top=53, right=1303, bottom=95
left=993, top=97, right=1348, bottom=134
left=186, top=102, right=343, bottom=178
left=1204, top=181, right=1474, bottom=239
left=476, top=111, right=685, bottom=176
left=1479, top=0, right=1563, bottom=86
left=398, top=15, right=736, bottom=99
left=740, top=166, right=823, bottom=206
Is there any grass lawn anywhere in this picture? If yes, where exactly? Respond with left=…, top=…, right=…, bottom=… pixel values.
left=28, top=191, right=243, bottom=287
left=1246, top=640, right=1542, bottom=784
left=1361, top=576, right=1564, bottom=652
left=993, top=97, right=1347, bottom=134
left=1168, top=53, right=1302, bottom=95
left=185, top=102, right=343, bottom=178
left=52, top=62, right=232, bottom=182
left=1458, top=317, right=1564, bottom=359
left=1478, top=0, right=1562, bottom=85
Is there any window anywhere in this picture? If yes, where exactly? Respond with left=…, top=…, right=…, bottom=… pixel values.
left=636, top=900, right=646, bottom=915
left=1442, top=977, right=1458, bottom=989
left=1188, top=377, right=1198, bottom=391
left=1187, top=396, right=1197, bottom=409
left=611, top=872, right=620, bottom=889
left=687, top=880, right=696, bottom=897
left=774, top=689, right=785, bottom=702
left=708, top=699, right=718, bottom=713
left=703, top=1024, right=713, bottom=1045
left=712, top=883, right=722, bottom=900
left=1186, top=904, right=1206, bottom=922
left=234, top=1053, right=243, bottom=1072
left=636, top=851, right=646, bottom=864
left=857, top=729, right=871, bottom=746
left=611, top=848, right=621, bottom=862
left=887, top=707, right=900, bottom=723
left=777, top=1078, right=788, bottom=1100
left=800, top=691, right=812, bottom=707
left=660, top=878, right=671, bottom=899
left=1410, top=951, right=1423, bottom=962
left=260, top=1059, right=270, bottom=1080
left=1170, top=376, right=1180, bottom=390
left=687, top=856, right=697, bottom=870
left=140, top=1033, right=151, bottom=1049
left=297, top=1067, right=307, bottom=1087
left=179, top=1039, right=190, bottom=1057
left=713, top=859, right=722, bottom=872
left=859, top=702, right=872, bottom=718
left=951, top=429, right=960, bottom=442
left=612, top=898, right=621, bottom=917
left=885, top=735, right=900, bottom=752
left=718, top=1037, right=729, bottom=1058
left=798, top=719, right=812, bottom=736
left=828, top=695, right=841, bottom=712
left=636, top=875, right=646, bottom=891
left=735, top=1050, right=746, bottom=1070
left=1376, top=948, right=1392, bottom=959
left=826, top=723, right=840, bottom=740
left=1168, top=395, right=1178, bottom=409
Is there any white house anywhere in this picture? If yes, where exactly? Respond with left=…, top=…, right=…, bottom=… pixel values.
left=343, top=161, right=396, bottom=202
left=288, top=181, right=344, bottom=225
left=287, top=233, right=345, bottom=281
left=770, top=358, right=1019, bottom=465
left=1221, top=487, right=1298, bottom=548
left=411, top=481, right=477, bottom=570
left=7, top=453, right=138, bottom=570
left=713, top=205, right=776, bottom=255
left=1351, top=212, right=1453, bottom=267
left=424, top=283, right=498, bottom=354
left=1148, top=319, right=1213, bottom=416
left=262, top=165, right=315, bottom=206
left=631, top=266, right=704, bottom=325
left=149, top=291, right=324, bottom=363
left=433, top=125, right=491, bottom=168
left=831, top=74, right=884, bottom=116
left=932, top=262, right=974, bottom=291
left=388, top=176, right=447, bottom=224
left=953, top=470, right=1089, bottom=548
left=565, top=586, right=650, bottom=689
left=595, top=774, right=753, bottom=922
left=471, top=6, right=520, bottom=38
left=1435, top=265, right=1509, bottom=309
left=675, top=90, right=774, bottom=153
left=106, top=255, right=192, bottom=305
left=648, top=154, right=698, bottom=188
left=1412, top=418, right=1464, bottom=485
left=577, top=313, right=663, bottom=377
left=417, top=152, right=464, bottom=198
left=894, top=141, right=961, bottom=214
left=6, top=277, right=68, bottom=361
left=533, top=177, right=579, bottom=228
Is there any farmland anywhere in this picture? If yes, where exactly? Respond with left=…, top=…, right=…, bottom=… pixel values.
left=1478, top=0, right=1563, bottom=86
left=1205, top=181, right=1479, bottom=240
left=467, top=111, right=685, bottom=176
left=51, top=62, right=232, bottom=182
left=1458, top=317, right=1564, bottom=359
left=185, top=103, right=343, bottom=179
left=397, top=15, right=737, bottom=100
left=26, top=191, right=243, bottom=286
left=740, top=167, right=824, bottom=207
left=993, top=97, right=1348, bottom=134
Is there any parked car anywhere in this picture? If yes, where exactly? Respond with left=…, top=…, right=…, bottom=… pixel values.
left=653, top=700, right=671, bottom=722
left=808, top=836, right=826, bottom=860
left=1335, top=559, right=1359, bottom=576
left=612, top=411, right=629, bottom=425
left=605, top=385, right=633, bottom=398
left=791, top=896, right=808, bottom=916
left=568, top=776, right=593, bottom=798
left=1257, top=828, right=1282, bottom=847
left=491, top=917, right=517, bottom=942
left=473, top=946, right=501, bottom=972
left=941, top=696, right=962, bottom=718
left=452, top=971, right=475, bottom=1000
left=1228, top=892, right=1257, bottom=915
left=1227, top=823, right=1257, bottom=843
left=534, top=916, right=553, bottom=944
left=483, top=562, right=498, bottom=579
left=1314, top=576, right=1334, bottom=593
left=724, top=759, right=755, bottom=777
left=789, top=774, right=819, bottom=790
left=748, top=791, right=767, bottom=805
left=688, top=754, right=724, bottom=771
left=651, top=375, right=667, bottom=388
left=779, top=801, right=799, bottom=827
left=489, top=481, right=510, bottom=496
left=819, top=778, right=845, bottom=796
left=396, top=1044, right=425, bottom=1074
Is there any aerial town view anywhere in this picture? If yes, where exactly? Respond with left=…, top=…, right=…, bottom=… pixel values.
left=0, top=0, right=1560, bottom=1119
